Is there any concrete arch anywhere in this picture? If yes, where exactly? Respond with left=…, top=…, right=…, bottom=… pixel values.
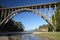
left=1, top=9, right=55, bottom=31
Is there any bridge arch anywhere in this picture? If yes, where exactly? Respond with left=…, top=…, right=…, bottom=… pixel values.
left=1, top=8, right=55, bottom=31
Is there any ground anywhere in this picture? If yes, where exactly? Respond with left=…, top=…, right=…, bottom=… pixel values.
left=32, top=32, right=60, bottom=40
left=0, top=35, right=20, bottom=40
left=0, top=32, right=60, bottom=40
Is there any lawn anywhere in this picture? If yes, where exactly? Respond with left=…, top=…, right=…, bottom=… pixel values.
left=34, top=32, right=60, bottom=40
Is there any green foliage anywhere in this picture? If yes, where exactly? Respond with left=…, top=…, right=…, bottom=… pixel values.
left=55, top=11, right=60, bottom=31
left=38, top=25, right=55, bottom=32
left=52, top=3, right=60, bottom=31
left=14, top=21, right=24, bottom=32
left=4, top=19, right=24, bottom=32
left=48, top=26, right=53, bottom=32
left=0, top=6, right=24, bottom=32
left=0, top=11, right=24, bottom=32
left=0, top=19, right=24, bottom=32
left=39, top=25, right=48, bottom=32
left=39, top=25, right=48, bottom=29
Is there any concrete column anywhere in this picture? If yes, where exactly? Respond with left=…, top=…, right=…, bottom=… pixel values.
left=35, top=6, right=38, bottom=15
left=8, top=9, right=10, bottom=13
left=36, top=6, right=37, bottom=10
left=49, top=5, right=53, bottom=23
left=12, top=9, right=13, bottom=12
left=32, top=6, right=34, bottom=13
left=32, top=6, right=33, bottom=9
left=1, top=9, right=4, bottom=21
left=14, top=8, right=17, bottom=11
left=48, top=5, right=51, bottom=21
left=40, top=6, right=41, bottom=13
left=4, top=10, right=7, bottom=18
left=51, top=8, right=53, bottom=24
left=44, top=5, right=46, bottom=17
left=54, top=4, right=57, bottom=30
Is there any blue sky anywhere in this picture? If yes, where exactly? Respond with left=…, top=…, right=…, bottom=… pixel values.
left=0, top=0, right=60, bottom=7
left=0, top=0, right=60, bottom=30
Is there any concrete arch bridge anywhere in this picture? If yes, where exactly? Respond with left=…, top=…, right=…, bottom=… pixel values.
left=0, top=2, right=60, bottom=31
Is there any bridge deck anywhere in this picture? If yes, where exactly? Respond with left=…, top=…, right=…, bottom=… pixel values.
left=0, top=2, right=59, bottom=10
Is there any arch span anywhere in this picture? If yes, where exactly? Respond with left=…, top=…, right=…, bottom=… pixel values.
left=1, top=9, right=55, bottom=31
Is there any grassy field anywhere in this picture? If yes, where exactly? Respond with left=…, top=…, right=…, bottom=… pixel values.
left=34, top=32, right=60, bottom=40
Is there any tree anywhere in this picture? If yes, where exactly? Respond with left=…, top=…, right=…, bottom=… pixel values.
left=14, top=21, right=24, bottom=32
left=0, top=6, right=24, bottom=32
left=39, top=25, right=49, bottom=32
left=4, top=20, right=24, bottom=32
left=52, top=3, right=60, bottom=31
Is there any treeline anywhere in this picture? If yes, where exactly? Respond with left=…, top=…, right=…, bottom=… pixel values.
left=52, top=3, right=60, bottom=32
left=30, top=3, right=60, bottom=32
left=0, top=19, right=24, bottom=32
left=0, top=6, right=24, bottom=32
left=38, top=25, right=54, bottom=32
left=39, top=3, right=60, bottom=32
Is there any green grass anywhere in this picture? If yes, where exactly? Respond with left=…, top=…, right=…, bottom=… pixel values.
left=35, top=32, right=60, bottom=40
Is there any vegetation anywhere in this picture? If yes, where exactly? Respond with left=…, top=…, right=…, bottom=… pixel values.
left=0, top=19, right=24, bottom=32
left=52, top=3, right=60, bottom=31
left=0, top=6, right=24, bottom=32
left=35, top=32, right=60, bottom=40
left=4, top=19, right=24, bottom=32
left=38, top=25, right=48, bottom=32
left=35, top=24, right=54, bottom=32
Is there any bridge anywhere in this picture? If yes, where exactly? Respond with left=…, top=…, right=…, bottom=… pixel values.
left=0, top=2, right=60, bottom=32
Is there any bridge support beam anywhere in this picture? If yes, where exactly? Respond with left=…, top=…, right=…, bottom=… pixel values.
left=1, top=9, right=4, bottom=21
left=4, top=10, right=7, bottom=18
left=44, top=5, right=46, bottom=17
left=48, top=5, right=51, bottom=21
